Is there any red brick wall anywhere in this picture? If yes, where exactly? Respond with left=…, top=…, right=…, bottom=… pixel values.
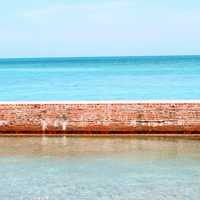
left=0, top=103, right=200, bottom=135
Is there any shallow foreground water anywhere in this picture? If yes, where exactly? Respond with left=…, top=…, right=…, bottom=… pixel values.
left=0, top=137, right=200, bottom=200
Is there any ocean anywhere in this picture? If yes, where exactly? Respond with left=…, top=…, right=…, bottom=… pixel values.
left=0, top=55, right=200, bottom=101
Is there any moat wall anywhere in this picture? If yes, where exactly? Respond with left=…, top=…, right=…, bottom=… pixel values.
left=0, top=102, right=200, bottom=136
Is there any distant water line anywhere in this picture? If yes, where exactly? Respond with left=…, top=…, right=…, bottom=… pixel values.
left=0, top=55, right=200, bottom=101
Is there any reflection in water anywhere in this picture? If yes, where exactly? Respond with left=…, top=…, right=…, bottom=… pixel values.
left=0, top=137, right=200, bottom=200
left=0, top=137, right=200, bottom=158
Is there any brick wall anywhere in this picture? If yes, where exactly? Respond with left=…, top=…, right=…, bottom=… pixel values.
left=0, top=102, right=200, bottom=135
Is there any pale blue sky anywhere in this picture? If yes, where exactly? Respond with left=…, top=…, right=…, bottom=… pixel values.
left=0, top=0, right=200, bottom=58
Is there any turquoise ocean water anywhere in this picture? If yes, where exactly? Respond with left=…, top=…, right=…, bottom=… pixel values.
left=0, top=55, right=200, bottom=101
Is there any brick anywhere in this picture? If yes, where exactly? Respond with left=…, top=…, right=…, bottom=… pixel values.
left=0, top=103, right=200, bottom=135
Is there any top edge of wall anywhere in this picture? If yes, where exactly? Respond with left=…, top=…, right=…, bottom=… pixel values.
left=1, top=100, right=200, bottom=104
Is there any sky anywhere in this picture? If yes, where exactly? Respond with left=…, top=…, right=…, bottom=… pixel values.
left=0, top=0, right=200, bottom=58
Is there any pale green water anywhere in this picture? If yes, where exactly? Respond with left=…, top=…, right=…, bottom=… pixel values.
left=0, top=137, right=200, bottom=200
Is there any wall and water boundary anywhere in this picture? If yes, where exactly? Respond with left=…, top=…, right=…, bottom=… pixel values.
left=0, top=101, right=200, bottom=137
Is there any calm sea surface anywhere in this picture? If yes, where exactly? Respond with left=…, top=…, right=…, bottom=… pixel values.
left=0, top=137, right=200, bottom=200
left=0, top=56, right=200, bottom=101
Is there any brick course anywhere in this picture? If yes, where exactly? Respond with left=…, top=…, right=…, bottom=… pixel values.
left=0, top=102, right=200, bottom=135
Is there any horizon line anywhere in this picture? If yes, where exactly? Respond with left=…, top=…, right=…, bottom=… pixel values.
left=0, top=54, right=200, bottom=60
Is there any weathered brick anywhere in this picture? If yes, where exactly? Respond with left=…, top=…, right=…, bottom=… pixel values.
left=0, top=103, right=200, bottom=135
